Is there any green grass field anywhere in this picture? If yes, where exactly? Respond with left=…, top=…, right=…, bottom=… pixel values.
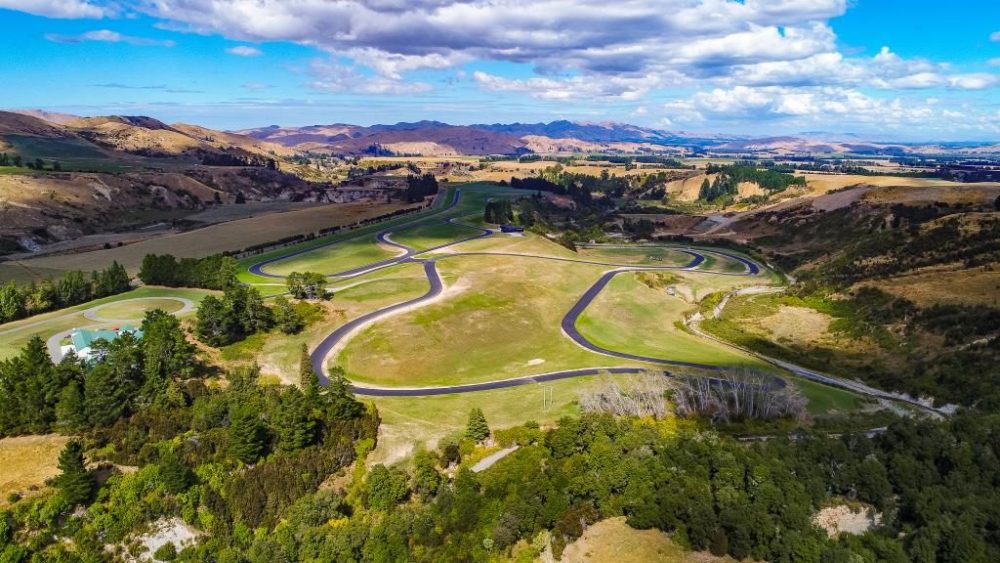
left=0, top=287, right=215, bottom=359
left=577, top=246, right=696, bottom=266
left=92, top=298, right=186, bottom=320
left=576, top=272, right=767, bottom=369
left=794, top=377, right=866, bottom=414
left=261, top=236, right=399, bottom=277
left=252, top=263, right=432, bottom=382
left=392, top=221, right=482, bottom=252
left=338, top=253, right=643, bottom=387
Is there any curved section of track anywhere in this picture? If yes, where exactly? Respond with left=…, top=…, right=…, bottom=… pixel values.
left=560, top=269, right=728, bottom=372
left=248, top=189, right=495, bottom=280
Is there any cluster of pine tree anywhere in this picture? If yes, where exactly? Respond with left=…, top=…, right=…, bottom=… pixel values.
left=137, top=254, right=238, bottom=290
left=199, top=151, right=278, bottom=169
left=285, top=271, right=327, bottom=300
left=195, top=284, right=273, bottom=347
left=698, top=175, right=738, bottom=202
left=0, top=337, right=377, bottom=561
left=0, top=262, right=131, bottom=324
left=483, top=199, right=514, bottom=224
left=402, top=173, right=439, bottom=203
left=702, top=164, right=807, bottom=199
left=0, top=310, right=193, bottom=435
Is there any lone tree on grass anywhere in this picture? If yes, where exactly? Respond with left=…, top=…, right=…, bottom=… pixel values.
left=287, top=272, right=328, bottom=300
left=465, top=408, right=490, bottom=442
left=55, top=440, right=95, bottom=506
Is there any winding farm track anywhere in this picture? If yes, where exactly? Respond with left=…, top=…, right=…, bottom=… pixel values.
left=246, top=189, right=786, bottom=397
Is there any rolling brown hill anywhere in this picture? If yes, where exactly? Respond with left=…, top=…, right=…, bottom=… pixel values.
left=238, top=121, right=529, bottom=156
left=0, top=111, right=329, bottom=253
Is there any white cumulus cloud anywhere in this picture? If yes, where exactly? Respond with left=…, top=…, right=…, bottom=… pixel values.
left=226, top=45, right=262, bottom=57
left=0, top=0, right=110, bottom=18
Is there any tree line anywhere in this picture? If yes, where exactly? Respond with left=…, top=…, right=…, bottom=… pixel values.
left=0, top=262, right=130, bottom=324
left=0, top=153, right=62, bottom=171
left=483, top=199, right=514, bottom=224
left=199, top=151, right=278, bottom=169
left=584, top=155, right=693, bottom=169
left=401, top=173, right=439, bottom=203
left=138, top=254, right=238, bottom=290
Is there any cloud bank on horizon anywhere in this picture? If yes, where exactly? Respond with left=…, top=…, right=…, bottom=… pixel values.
left=0, top=0, right=998, bottom=140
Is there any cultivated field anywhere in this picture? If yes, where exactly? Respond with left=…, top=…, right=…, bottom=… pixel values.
left=1, top=198, right=422, bottom=282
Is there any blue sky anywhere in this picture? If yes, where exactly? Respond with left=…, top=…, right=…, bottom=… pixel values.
left=0, top=0, right=997, bottom=140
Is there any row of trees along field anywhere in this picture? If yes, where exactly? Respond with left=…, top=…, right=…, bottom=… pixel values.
left=0, top=153, right=62, bottom=171
left=0, top=262, right=130, bottom=324
left=138, top=254, right=238, bottom=290
left=198, top=152, right=278, bottom=169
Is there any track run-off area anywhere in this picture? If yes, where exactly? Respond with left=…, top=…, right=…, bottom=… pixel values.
left=240, top=183, right=929, bottom=411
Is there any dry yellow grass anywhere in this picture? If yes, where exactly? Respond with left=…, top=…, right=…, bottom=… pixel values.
left=6, top=199, right=420, bottom=277
left=0, top=434, right=69, bottom=505
left=792, top=173, right=1000, bottom=201
left=862, top=183, right=1000, bottom=205
left=665, top=173, right=718, bottom=201
left=861, top=268, right=1000, bottom=307
left=552, top=517, right=735, bottom=563
left=759, top=305, right=832, bottom=343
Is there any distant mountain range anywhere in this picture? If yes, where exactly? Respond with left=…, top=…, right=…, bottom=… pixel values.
left=9, top=109, right=1000, bottom=158
left=236, top=119, right=999, bottom=157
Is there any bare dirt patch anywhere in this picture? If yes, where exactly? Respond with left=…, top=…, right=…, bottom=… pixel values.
left=814, top=504, right=882, bottom=538
left=130, top=517, right=201, bottom=562
left=810, top=185, right=871, bottom=211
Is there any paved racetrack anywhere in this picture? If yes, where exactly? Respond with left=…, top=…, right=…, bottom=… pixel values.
left=248, top=189, right=941, bottom=411
left=244, top=190, right=776, bottom=396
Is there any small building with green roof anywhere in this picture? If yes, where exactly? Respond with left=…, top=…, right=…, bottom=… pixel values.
left=63, top=326, right=143, bottom=361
